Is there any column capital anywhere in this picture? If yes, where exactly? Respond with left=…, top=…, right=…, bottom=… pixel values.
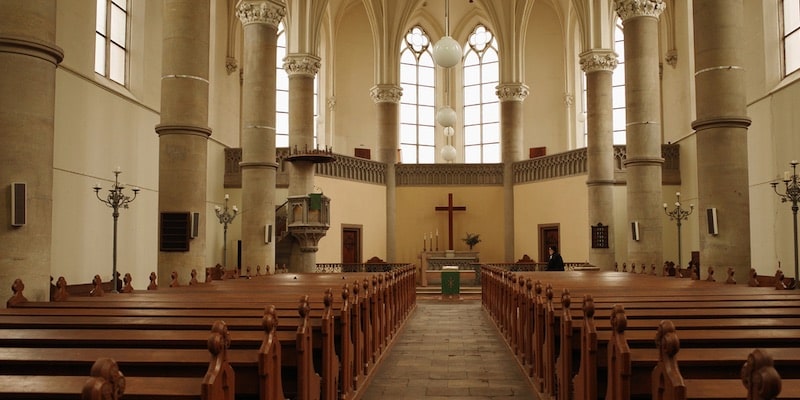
left=236, top=0, right=285, bottom=27
left=283, top=54, right=321, bottom=77
left=370, top=84, right=402, bottom=103
left=496, top=83, right=529, bottom=102
left=579, top=49, right=618, bottom=73
left=614, top=0, right=666, bottom=21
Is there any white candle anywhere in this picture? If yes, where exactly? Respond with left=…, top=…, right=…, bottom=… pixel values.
left=663, top=203, right=668, bottom=209
left=114, top=166, right=122, bottom=173
left=676, top=192, right=680, bottom=197
left=675, top=202, right=680, bottom=207
left=225, top=194, right=229, bottom=200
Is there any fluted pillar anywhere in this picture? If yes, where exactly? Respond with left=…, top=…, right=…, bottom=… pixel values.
left=581, top=50, right=618, bottom=270
left=615, top=0, right=665, bottom=267
left=156, top=0, right=211, bottom=286
left=692, top=0, right=751, bottom=280
left=285, top=54, right=321, bottom=272
left=497, top=83, right=529, bottom=261
left=370, top=84, right=402, bottom=261
left=0, top=0, right=63, bottom=303
left=237, top=0, right=284, bottom=274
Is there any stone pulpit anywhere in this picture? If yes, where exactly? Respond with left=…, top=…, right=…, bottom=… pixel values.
left=287, top=193, right=330, bottom=253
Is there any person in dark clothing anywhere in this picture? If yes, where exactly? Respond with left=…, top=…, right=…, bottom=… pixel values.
left=546, top=245, right=565, bottom=271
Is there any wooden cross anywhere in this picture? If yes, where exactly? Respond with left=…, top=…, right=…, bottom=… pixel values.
left=435, top=193, right=467, bottom=250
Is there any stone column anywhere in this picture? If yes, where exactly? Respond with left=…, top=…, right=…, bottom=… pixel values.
left=497, top=83, right=529, bottom=261
left=615, top=0, right=665, bottom=268
left=692, top=0, right=751, bottom=280
left=370, top=84, right=402, bottom=261
left=285, top=53, right=321, bottom=272
left=580, top=50, right=618, bottom=270
left=236, top=0, right=283, bottom=274
left=0, top=0, right=63, bottom=303
left=156, top=0, right=211, bottom=286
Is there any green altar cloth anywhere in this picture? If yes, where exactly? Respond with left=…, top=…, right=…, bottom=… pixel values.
left=441, top=266, right=460, bottom=296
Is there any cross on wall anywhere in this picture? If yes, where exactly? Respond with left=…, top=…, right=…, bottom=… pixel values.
left=435, top=193, right=466, bottom=251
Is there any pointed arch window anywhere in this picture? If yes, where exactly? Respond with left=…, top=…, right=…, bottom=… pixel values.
left=399, top=26, right=436, bottom=164
left=784, top=0, right=800, bottom=75
left=463, top=25, right=499, bottom=163
left=95, top=0, right=128, bottom=85
left=276, top=21, right=319, bottom=148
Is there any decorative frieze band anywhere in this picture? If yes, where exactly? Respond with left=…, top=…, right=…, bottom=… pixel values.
left=614, top=0, right=666, bottom=21
left=236, top=0, right=285, bottom=27
left=283, top=54, right=321, bottom=77
left=370, top=84, right=403, bottom=103
left=579, top=50, right=618, bottom=73
left=496, top=83, right=530, bottom=102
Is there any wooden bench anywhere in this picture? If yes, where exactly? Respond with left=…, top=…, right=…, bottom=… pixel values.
left=480, top=266, right=800, bottom=400
left=4, top=268, right=416, bottom=400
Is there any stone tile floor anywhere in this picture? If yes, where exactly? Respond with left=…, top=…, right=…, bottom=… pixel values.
left=359, top=299, right=539, bottom=399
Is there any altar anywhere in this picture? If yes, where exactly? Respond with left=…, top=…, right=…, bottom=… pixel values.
left=420, top=250, right=479, bottom=287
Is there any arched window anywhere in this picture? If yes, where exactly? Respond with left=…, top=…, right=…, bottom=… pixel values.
left=95, top=0, right=128, bottom=85
left=463, top=25, right=499, bottom=163
left=784, top=0, right=800, bottom=75
left=399, top=26, right=436, bottom=164
left=276, top=22, right=319, bottom=148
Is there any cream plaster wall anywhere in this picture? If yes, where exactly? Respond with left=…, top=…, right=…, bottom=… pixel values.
left=394, top=186, right=505, bottom=266
left=314, top=176, right=387, bottom=263
left=514, top=176, right=589, bottom=264
left=332, top=4, right=376, bottom=157
left=523, top=2, right=568, bottom=155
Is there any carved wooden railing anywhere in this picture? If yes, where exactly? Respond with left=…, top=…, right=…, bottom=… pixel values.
left=223, top=144, right=680, bottom=187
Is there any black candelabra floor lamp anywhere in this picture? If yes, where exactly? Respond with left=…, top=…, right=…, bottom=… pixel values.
left=93, top=167, right=139, bottom=293
left=663, top=192, right=693, bottom=268
left=771, top=160, right=800, bottom=287
left=214, top=194, right=238, bottom=268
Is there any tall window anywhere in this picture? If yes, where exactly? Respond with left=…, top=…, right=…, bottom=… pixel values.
left=581, top=20, right=625, bottom=145
left=276, top=22, right=320, bottom=148
left=611, top=21, right=626, bottom=144
left=784, top=0, right=800, bottom=75
left=463, top=25, right=499, bottom=163
left=95, top=0, right=128, bottom=85
left=399, top=27, right=436, bottom=164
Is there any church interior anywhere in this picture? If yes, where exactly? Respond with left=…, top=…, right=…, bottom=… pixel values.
left=2, top=0, right=800, bottom=398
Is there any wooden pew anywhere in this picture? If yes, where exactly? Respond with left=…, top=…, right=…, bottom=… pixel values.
left=480, top=266, right=800, bottom=400
left=0, top=321, right=235, bottom=400
left=4, top=268, right=416, bottom=400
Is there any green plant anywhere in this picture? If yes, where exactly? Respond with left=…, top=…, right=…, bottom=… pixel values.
left=462, top=232, right=481, bottom=250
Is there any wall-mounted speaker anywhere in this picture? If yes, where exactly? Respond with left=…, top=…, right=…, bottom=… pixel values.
left=190, top=212, right=200, bottom=238
left=265, top=224, right=272, bottom=244
left=707, top=208, right=719, bottom=235
left=631, top=221, right=640, bottom=241
left=11, top=182, right=26, bottom=227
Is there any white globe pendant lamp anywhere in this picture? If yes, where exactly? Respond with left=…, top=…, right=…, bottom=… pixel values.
left=436, top=106, right=457, bottom=127
left=432, top=0, right=461, bottom=68
left=441, top=144, right=457, bottom=162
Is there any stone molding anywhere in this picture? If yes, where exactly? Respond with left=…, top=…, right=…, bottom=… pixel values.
left=236, top=0, right=285, bottom=27
left=664, top=49, right=678, bottom=67
left=579, top=50, right=618, bottom=73
left=315, top=154, right=386, bottom=184
left=396, top=164, right=504, bottom=186
left=0, top=36, right=64, bottom=65
left=283, top=54, right=321, bottom=77
left=225, top=57, right=238, bottom=74
left=496, top=83, right=530, bottom=102
left=614, top=0, right=666, bottom=21
left=369, top=84, right=403, bottom=103
left=327, top=96, right=336, bottom=111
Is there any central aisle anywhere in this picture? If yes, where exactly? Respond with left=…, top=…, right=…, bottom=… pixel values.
left=360, top=299, right=538, bottom=399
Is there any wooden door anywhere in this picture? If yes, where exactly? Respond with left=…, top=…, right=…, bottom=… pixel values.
left=539, top=224, right=560, bottom=263
left=342, top=226, right=361, bottom=263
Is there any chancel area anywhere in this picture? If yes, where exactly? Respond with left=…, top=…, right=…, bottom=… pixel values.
left=2, top=0, right=800, bottom=399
